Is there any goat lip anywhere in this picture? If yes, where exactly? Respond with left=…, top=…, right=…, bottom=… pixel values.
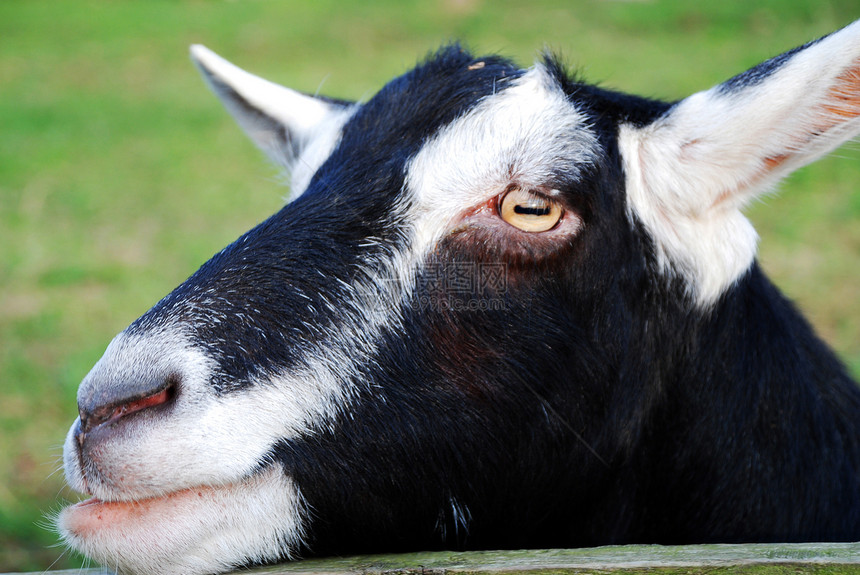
left=68, top=482, right=218, bottom=509
left=65, top=489, right=185, bottom=515
left=71, top=497, right=104, bottom=508
left=61, top=483, right=229, bottom=539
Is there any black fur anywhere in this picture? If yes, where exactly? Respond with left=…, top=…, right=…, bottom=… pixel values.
left=719, top=34, right=825, bottom=94
left=135, top=44, right=860, bottom=554
left=128, top=47, right=517, bottom=391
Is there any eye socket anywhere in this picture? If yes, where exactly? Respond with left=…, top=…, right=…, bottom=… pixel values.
left=499, top=188, right=563, bottom=232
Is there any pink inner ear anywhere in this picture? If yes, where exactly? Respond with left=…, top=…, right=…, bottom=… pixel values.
left=819, top=60, right=860, bottom=127
left=707, top=149, right=793, bottom=211
left=739, top=61, right=860, bottom=197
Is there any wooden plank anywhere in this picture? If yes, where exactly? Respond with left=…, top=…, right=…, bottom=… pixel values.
left=253, top=544, right=860, bottom=574
left=10, top=543, right=860, bottom=575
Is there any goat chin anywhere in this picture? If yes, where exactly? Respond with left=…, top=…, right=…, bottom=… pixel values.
left=58, top=465, right=305, bottom=575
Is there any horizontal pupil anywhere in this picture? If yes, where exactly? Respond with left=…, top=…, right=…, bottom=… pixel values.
left=514, top=204, right=551, bottom=216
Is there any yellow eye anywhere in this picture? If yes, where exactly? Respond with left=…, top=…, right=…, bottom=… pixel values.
left=499, top=188, right=563, bottom=232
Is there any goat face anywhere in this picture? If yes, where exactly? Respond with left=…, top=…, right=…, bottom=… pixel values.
left=59, top=22, right=860, bottom=575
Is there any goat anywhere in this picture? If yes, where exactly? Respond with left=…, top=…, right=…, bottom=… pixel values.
left=58, top=22, right=860, bottom=575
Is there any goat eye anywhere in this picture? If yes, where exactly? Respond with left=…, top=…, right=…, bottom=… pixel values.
left=499, top=188, right=563, bottom=232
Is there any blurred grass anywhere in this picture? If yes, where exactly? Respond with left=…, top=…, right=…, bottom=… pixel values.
left=1, top=0, right=858, bottom=571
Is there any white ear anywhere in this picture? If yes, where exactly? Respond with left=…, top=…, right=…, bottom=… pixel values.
left=620, top=20, right=860, bottom=307
left=190, top=45, right=354, bottom=194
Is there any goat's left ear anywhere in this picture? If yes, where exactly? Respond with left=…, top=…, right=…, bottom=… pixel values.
left=190, top=45, right=353, bottom=191
left=620, top=19, right=860, bottom=307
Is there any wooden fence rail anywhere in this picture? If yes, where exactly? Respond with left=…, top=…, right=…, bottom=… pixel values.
left=10, top=542, right=860, bottom=575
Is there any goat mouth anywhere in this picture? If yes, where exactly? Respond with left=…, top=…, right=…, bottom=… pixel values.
left=61, top=482, right=232, bottom=538
left=60, top=462, right=284, bottom=538
left=58, top=465, right=299, bottom=575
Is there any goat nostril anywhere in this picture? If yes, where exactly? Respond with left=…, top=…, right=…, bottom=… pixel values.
left=79, top=379, right=177, bottom=433
left=109, top=386, right=171, bottom=422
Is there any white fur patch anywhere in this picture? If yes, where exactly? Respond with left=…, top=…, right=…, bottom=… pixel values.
left=60, top=320, right=364, bottom=571
left=405, top=64, right=599, bottom=259
left=620, top=19, right=860, bottom=306
left=289, top=107, right=355, bottom=197
left=619, top=123, right=760, bottom=306
left=63, top=326, right=351, bottom=502
left=58, top=465, right=303, bottom=575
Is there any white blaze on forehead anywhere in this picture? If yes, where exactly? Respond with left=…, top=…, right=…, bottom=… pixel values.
left=405, top=63, right=600, bottom=256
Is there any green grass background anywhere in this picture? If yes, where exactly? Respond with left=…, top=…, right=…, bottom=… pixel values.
left=1, top=1, right=858, bottom=571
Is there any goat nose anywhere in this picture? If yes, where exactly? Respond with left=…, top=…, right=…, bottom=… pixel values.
left=78, top=375, right=178, bottom=434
